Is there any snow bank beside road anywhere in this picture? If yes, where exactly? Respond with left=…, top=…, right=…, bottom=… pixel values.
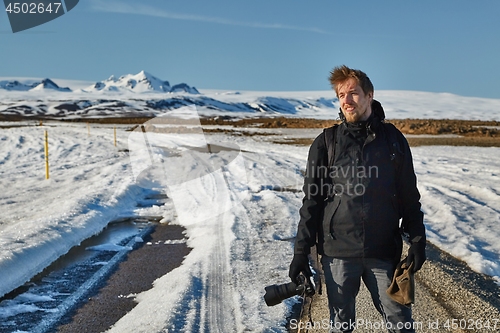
left=0, top=124, right=144, bottom=298
left=414, top=146, right=500, bottom=282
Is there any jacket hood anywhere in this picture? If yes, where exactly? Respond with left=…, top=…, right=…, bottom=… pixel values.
left=372, top=99, right=386, bottom=121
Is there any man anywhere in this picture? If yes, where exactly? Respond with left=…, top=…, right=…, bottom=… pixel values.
left=289, top=65, right=426, bottom=333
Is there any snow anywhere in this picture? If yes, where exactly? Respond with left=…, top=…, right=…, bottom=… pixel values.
left=82, top=70, right=172, bottom=93
left=414, top=147, right=500, bottom=277
left=86, top=244, right=133, bottom=252
left=0, top=93, right=499, bottom=331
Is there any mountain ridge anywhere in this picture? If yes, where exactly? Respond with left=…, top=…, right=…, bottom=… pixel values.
left=0, top=71, right=199, bottom=94
left=0, top=78, right=71, bottom=92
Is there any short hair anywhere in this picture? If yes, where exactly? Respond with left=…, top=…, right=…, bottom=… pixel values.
left=328, top=65, right=374, bottom=96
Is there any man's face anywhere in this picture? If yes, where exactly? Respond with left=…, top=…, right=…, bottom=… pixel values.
left=337, top=78, right=373, bottom=123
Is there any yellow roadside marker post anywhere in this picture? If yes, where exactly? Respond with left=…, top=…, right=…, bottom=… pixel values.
left=44, top=130, right=49, bottom=179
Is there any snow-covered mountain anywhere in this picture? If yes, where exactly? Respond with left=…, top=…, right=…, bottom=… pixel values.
left=2, top=72, right=500, bottom=120
left=170, top=82, right=199, bottom=94
left=0, top=78, right=71, bottom=92
left=0, top=72, right=336, bottom=118
left=30, top=79, right=71, bottom=92
left=81, top=71, right=199, bottom=94
left=0, top=71, right=199, bottom=95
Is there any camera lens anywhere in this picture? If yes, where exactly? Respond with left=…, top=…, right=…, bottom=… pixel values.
left=264, top=282, right=298, bottom=306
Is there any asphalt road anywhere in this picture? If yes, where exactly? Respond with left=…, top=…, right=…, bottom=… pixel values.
left=55, top=223, right=190, bottom=333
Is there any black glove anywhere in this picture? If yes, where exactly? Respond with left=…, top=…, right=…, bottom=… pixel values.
left=289, top=254, right=312, bottom=284
left=407, top=242, right=426, bottom=273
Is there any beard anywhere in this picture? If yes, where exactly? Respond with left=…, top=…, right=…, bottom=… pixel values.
left=341, top=105, right=371, bottom=123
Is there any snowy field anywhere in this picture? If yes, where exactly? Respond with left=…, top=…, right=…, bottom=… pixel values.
left=0, top=107, right=499, bottom=331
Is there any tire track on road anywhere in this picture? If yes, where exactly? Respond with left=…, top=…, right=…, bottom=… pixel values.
left=205, top=214, right=237, bottom=332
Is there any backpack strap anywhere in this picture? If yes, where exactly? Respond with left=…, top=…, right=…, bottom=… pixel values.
left=382, top=122, right=408, bottom=231
left=323, top=124, right=339, bottom=168
left=382, top=122, right=404, bottom=175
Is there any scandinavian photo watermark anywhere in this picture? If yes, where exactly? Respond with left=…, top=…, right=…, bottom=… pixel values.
left=3, top=0, right=79, bottom=33
left=127, top=105, right=249, bottom=225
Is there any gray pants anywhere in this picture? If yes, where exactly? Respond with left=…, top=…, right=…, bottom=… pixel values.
left=321, top=256, right=415, bottom=333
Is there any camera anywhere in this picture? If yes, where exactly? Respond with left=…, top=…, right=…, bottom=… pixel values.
left=264, top=272, right=315, bottom=306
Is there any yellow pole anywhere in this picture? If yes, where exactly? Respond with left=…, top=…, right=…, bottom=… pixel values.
left=114, top=126, right=117, bottom=147
left=44, top=130, right=49, bottom=179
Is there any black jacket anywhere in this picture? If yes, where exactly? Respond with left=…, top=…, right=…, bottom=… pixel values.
left=294, top=102, right=425, bottom=260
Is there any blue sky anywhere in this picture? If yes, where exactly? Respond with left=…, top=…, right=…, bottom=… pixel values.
left=1, top=0, right=500, bottom=98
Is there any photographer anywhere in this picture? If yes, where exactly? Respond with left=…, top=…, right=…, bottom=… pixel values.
left=289, top=65, right=426, bottom=333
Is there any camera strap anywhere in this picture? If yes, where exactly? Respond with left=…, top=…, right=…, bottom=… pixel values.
left=297, top=292, right=314, bottom=333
